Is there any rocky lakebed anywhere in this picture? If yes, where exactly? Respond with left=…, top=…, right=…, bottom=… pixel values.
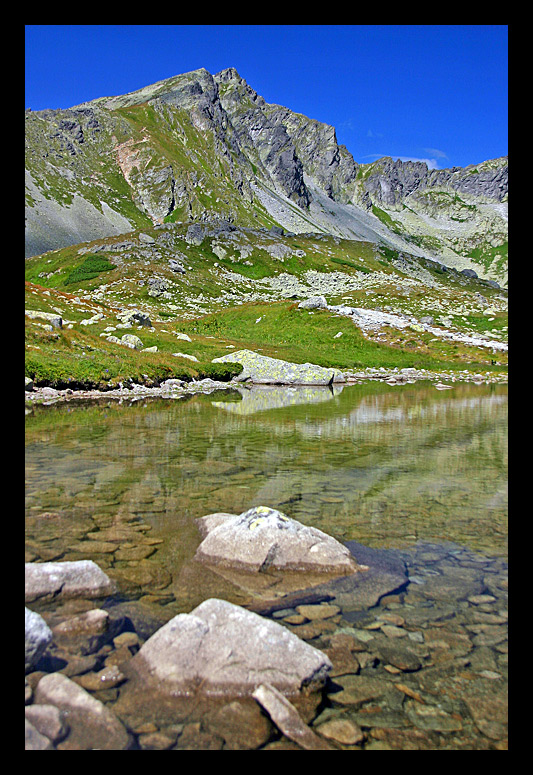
left=25, top=501, right=508, bottom=750
left=25, top=369, right=508, bottom=750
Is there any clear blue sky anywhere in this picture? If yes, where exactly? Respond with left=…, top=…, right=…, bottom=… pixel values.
left=25, top=25, right=508, bottom=170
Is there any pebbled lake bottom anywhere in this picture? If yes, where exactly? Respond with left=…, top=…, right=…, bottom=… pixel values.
left=25, top=381, right=508, bottom=749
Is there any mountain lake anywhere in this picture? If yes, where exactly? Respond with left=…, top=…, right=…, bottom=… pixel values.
left=25, top=380, right=508, bottom=750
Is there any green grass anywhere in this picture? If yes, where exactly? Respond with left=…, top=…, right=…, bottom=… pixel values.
left=180, top=300, right=488, bottom=372
left=24, top=319, right=242, bottom=389
left=64, top=255, right=117, bottom=286
left=330, top=256, right=372, bottom=273
left=25, top=222, right=507, bottom=390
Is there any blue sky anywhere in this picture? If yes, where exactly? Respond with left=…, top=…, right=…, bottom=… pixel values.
left=25, top=25, right=508, bottom=170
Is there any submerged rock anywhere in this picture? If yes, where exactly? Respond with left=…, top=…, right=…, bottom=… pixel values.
left=25, top=607, right=53, bottom=673
left=126, top=597, right=332, bottom=697
left=194, top=506, right=362, bottom=574
left=212, top=349, right=345, bottom=385
left=25, top=560, right=115, bottom=603
left=34, top=672, right=130, bottom=750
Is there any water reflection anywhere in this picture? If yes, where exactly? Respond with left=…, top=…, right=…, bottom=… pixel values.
left=211, top=384, right=344, bottom=414
left=25, top=382, right=507, bottom=604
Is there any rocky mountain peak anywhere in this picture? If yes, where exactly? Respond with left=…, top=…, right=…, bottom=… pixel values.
left=25, top=66, right=507, bottom=282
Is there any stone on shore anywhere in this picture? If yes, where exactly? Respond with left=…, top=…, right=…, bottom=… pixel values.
left=25, top=560, right=115, bottom=603
left=127, top=597, right=332, bottom=697
left=212, top=349, right=345, bottom=385
left=194, top=506, right=362, bottom=574
left=297, top=296, right=328, bottom=310
left=25, top=607, right=53, bottom=673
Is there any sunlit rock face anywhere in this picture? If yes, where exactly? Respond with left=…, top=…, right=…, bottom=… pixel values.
left=126, top=597, right=333, bottom=697
left=194, top=506, right=362, bottom=574
left=212, top=349, right=345, bottom=385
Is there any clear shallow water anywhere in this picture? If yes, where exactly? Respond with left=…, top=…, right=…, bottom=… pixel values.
left=25, top=382, right=508, bottom=749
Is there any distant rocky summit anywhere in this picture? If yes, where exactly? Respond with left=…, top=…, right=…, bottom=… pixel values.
left=25, top=67, right=507, bottom=282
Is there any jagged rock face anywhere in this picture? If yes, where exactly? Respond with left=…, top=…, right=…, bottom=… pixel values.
left=25, top=66, right=507, bottom=281
left=355, top=156, right=507, bottom=209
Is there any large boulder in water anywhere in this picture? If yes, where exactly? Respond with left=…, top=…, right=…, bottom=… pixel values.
left=211, top=349, right=345, bottom=385
left=126, top=598, right=332, bottom=697
left=194, top=506, right=363, bottom=575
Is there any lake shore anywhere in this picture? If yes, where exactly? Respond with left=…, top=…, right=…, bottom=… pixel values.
left=25, top=366, right=507, bottom=406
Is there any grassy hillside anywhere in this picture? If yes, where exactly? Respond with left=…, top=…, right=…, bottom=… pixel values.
left=25, top=223, right=507, bottom=389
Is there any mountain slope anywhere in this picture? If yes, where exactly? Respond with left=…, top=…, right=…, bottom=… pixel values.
left=25, top=67, right=507, bottom=284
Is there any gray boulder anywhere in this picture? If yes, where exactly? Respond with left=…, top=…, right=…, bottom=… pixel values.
left=120, top=333, right=144, bottom=350
left=147, top=277, right=169, bottom=297
left=297, top=296, right=328, bottom=310
left=25, top=560, right=115, bottom=604
left=25, top=309, right=63, bottom=329
left=127, top=597, right=332, bottom=696
left=116, top=309, right=152, bottom=328
left=25, top=607, right=53, bottom=672
left=195, top=506, right=361, bottom=574
left=34, top=672, right=130, bottom=750
left=212, top=349, right=344, bottom=385
left=185, top=223, right=206, bottom=245
left=168, top=258, right=186, bottom=273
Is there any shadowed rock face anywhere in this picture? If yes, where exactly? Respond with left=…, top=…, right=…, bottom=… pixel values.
left=194, top=506, right=362, bottom=574
left=126, top=597, right=332, bottom=697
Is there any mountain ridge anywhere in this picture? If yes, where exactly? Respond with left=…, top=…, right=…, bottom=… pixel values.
left=25, top=67, right=507, bottom=284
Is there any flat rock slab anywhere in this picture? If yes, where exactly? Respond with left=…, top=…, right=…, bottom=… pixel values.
left=212, top=349, right=345, bottom=385
left=127, top=598, right=332, bottom=697
left=25, top=560, right=115, bottom=603
left=252, top=683, right=332, bottom=750
left=195, top=506, right=362, bottom=575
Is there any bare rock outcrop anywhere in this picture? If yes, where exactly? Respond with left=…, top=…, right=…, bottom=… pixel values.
left=126, top=597, right=332, bottom=697
left=194, top=506, right=363, bottom=574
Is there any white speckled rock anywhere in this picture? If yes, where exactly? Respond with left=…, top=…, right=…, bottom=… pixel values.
left=212, top=349, right=344, bottom=385
left=195, top=506, right=361, bottom=574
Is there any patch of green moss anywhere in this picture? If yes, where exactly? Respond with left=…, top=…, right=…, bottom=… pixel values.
left=64, top=255, right=117, bottom=286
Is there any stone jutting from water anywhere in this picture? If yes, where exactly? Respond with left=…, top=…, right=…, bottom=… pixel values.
left=194, top=506, right=363, bottom=574
left=25, top=607, right=53, bottom=673
left=25, top=560, right=115, bottom=603
left=126, top=597, right=332, bottom=697
left=212, top=349, right=345, bottom=385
